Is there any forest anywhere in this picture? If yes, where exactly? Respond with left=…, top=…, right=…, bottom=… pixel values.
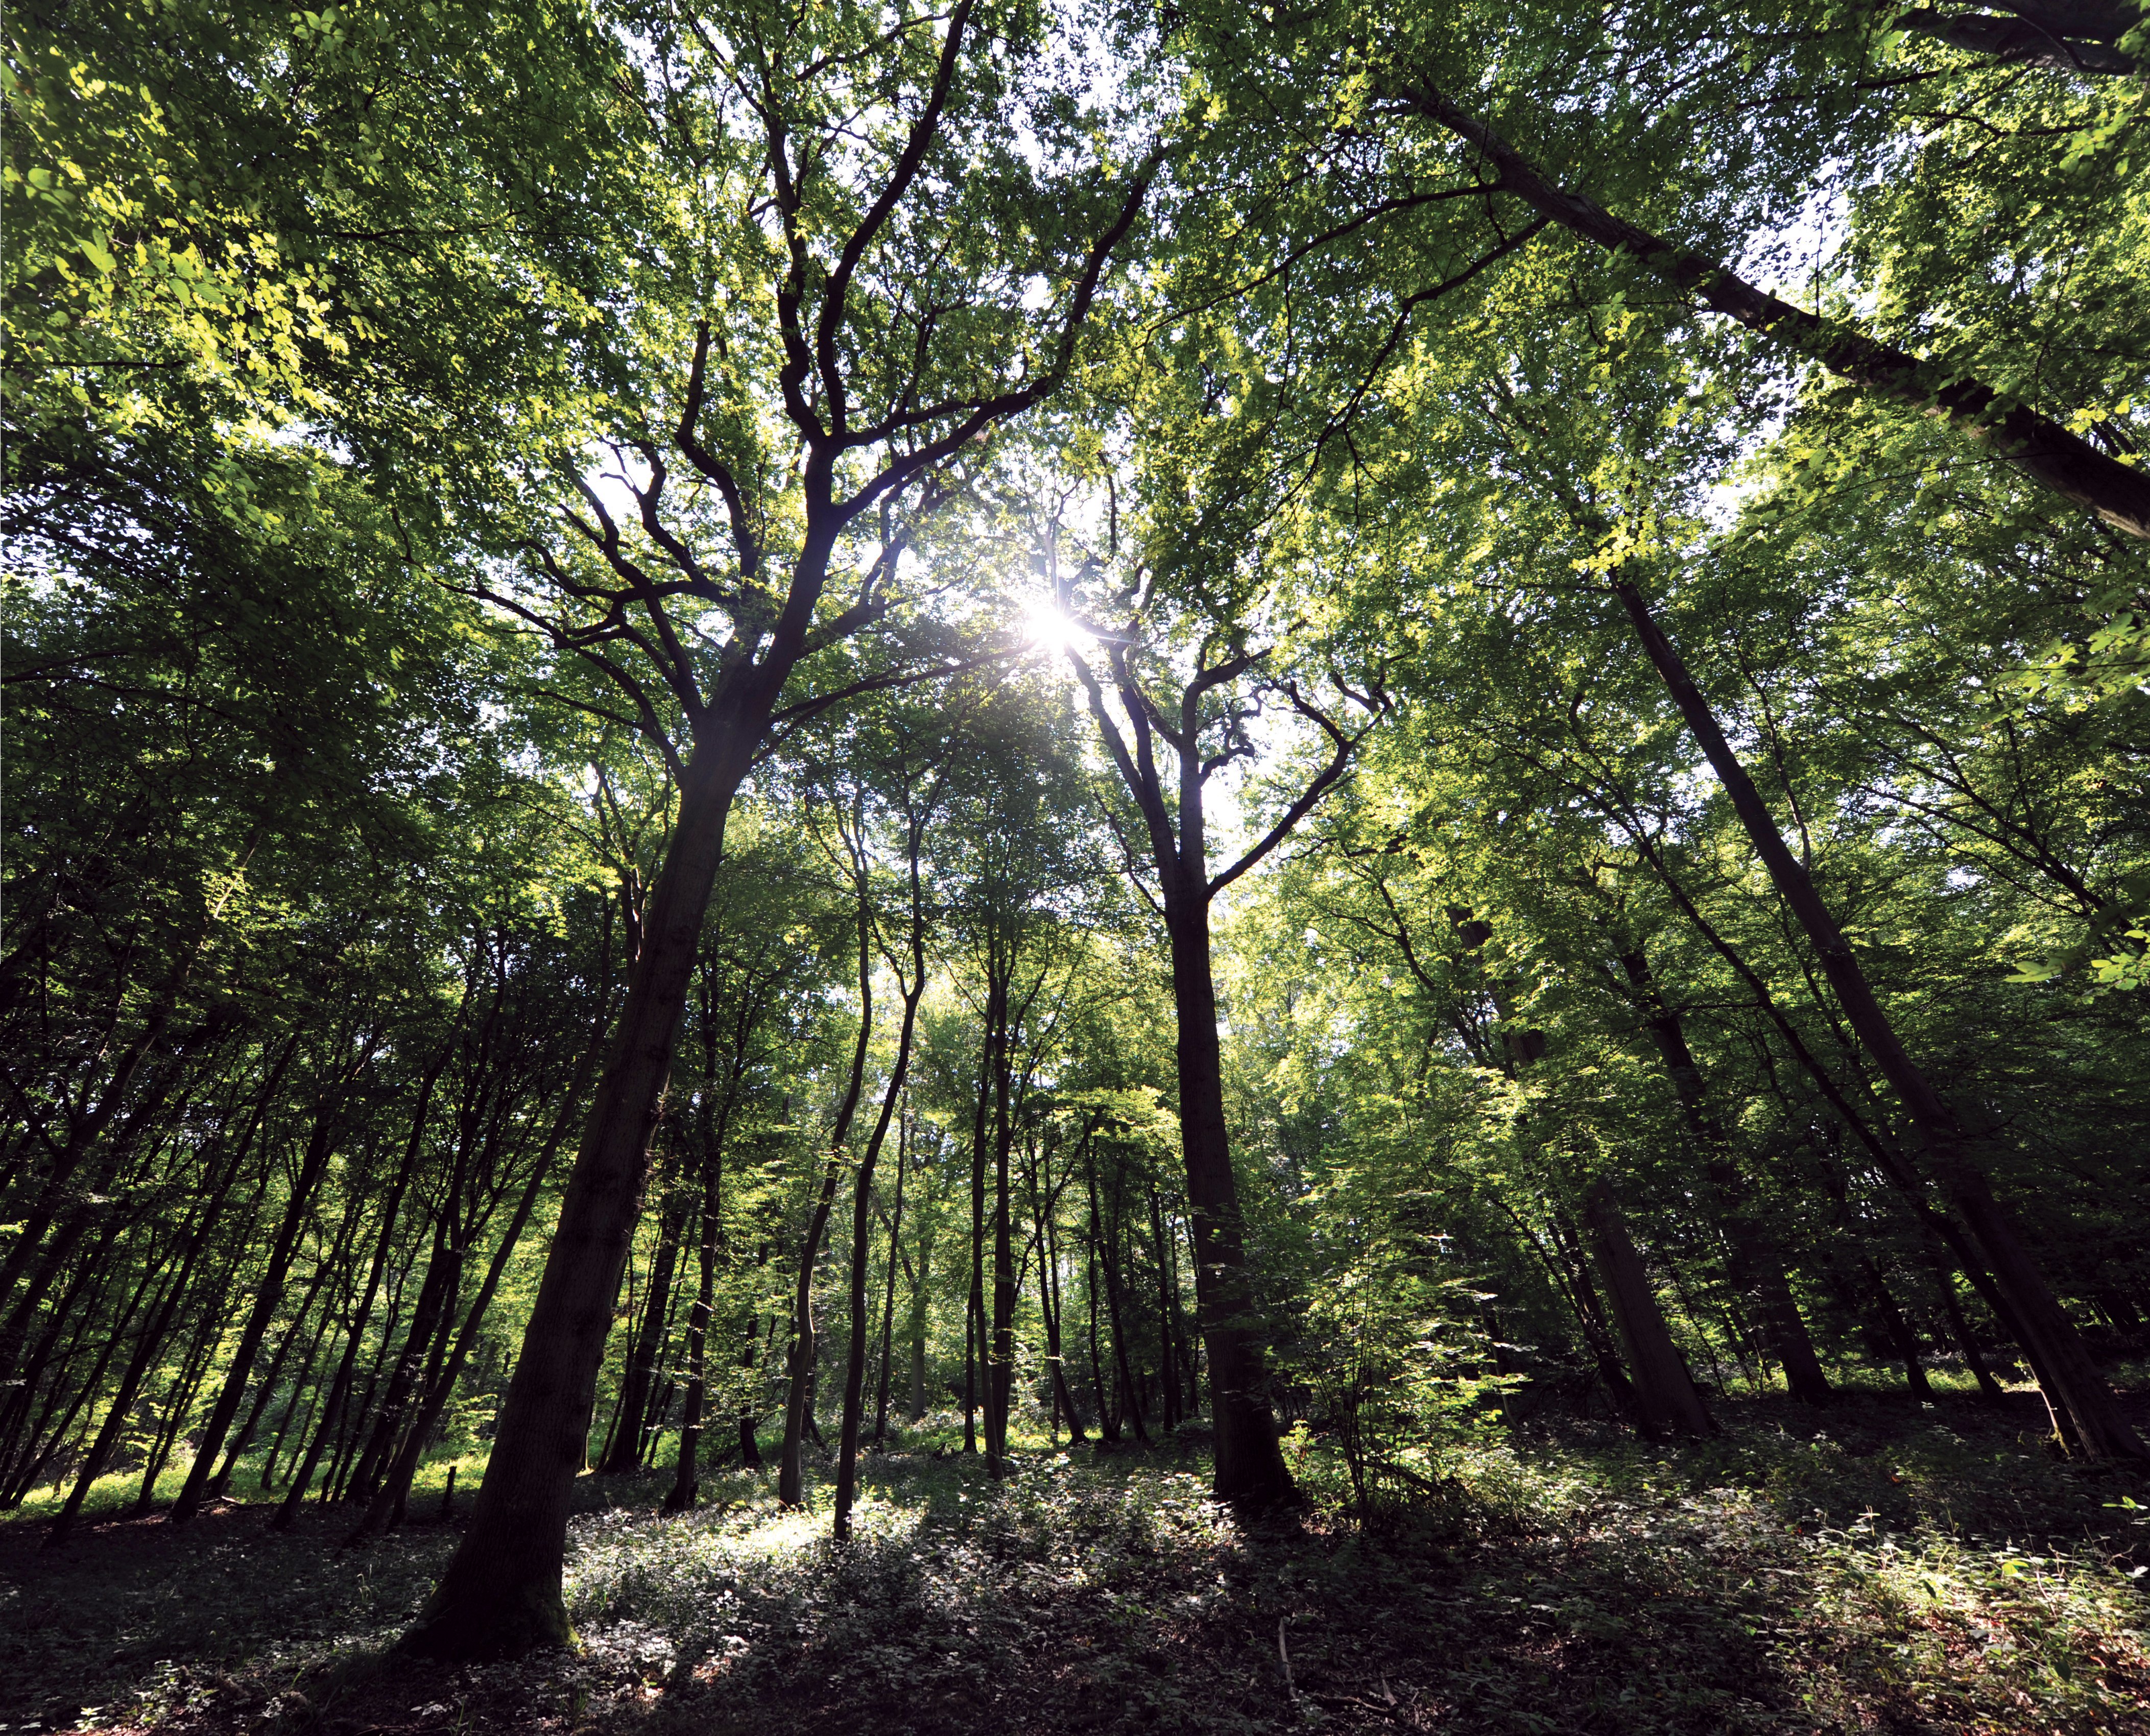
left=4, top=0, right=2148, bottom=1731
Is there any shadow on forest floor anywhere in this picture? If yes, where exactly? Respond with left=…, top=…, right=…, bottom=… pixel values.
left=5, top=1383, right=2148, bottom=1735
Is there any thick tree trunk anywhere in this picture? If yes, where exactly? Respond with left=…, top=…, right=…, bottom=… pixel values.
left=399, top=731, right=753, bottom=1659
left=1164, top=897, right=1290, bottom=1501
left=1580, top=1180, right=1717, bottom=1438
left=1614, top=576, right=2143, bottom=1460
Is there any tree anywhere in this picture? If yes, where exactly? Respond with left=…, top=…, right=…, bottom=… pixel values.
left=400, top=0, right=1167, bottom=1656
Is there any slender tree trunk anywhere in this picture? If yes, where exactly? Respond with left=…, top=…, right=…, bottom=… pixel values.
left=1617, top=950, right=1832, bottom=1404
left=1084, top=1169, right=1119, bottom=1442
left=1036, top=1160, right=1084, bottom=1442
left=1928, top=1256, right=2008, bottom=1401
left=1406, top=92, right=2150, bottom=540
left=778, top=894, right=875, bottom=1509
left=1613, top=575, right=2142, bottom=1460
left=1863, top=1258, right=1939, bottom=1401
left=1150, top=1187, right=1179, bottom=1432
left=1581, top=1180, right=1716, bottom=1438
left=986, top=986, right=1017, bottom=1477
left=271, top=1073, right=435, bottom=1530
left=964, top=1019, right=992, bottom=1457
left=1538, top=1204, right=1640, bottom=1412
left=737, top=1309, right=764, bottom=1469
left=604, top=1182, right=685, bottom=1474
left=1096, top=1161, right=1150, bottom=1445
left=906, top=1203, right=933, bottom=1424
left=260, top=1306, right=335, bottom=1492
left=663, top=1195, right=718, bottom=1513
left=350, top=1079, right=586, bottom=1540
left=209, top=1214, right=353, bottom=1498
left=871, top=1108, right=907, bottom=1446
left=346, top=1217, right=459, bottom=1506
left=134, top=1277, right=232, bottom=1514
left=171, top=1096, right=347, bottom=1523
left=835, top=985, right=923, bottom=1538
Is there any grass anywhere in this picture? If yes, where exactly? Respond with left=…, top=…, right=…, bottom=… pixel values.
left=3, top=1387, right=2145, bottom=1734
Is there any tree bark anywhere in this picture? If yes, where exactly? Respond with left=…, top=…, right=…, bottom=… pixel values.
left=1405, top=91, right=2150, bottom=539
left=778, top=885, right=875, bottom=1509
left=834, top=984, right=923, bottom=1537
left=171, top=1086, right=349, bottom=1524
left=602, top=1180, right=685, bottom=1473
left=663, top=1187, right=718, bottom=1514
left=871, top=1108, right=907, bottom=1446
left=1581, top=1180, right=1717, bottom=1438
left=400, top=727, right=757, bottom=1658
left=1613, top=574, right=2143, bottom=1460
left=1617, top=950, right=1832, bottom=1404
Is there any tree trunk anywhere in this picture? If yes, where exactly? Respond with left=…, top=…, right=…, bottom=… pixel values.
left=1085, top=1174, right=1120, bottom=1442
left=171, top=1089, right=349, bottom=1524
left=1580, top=1180, right=1717, bottom=1438
left=1406, top=92, right=2150, bottom=540
left=272, top=1158, right=415, bottom=1530
left=986, top=985, right=1017, bottom=1476
left=871, top=1110, right=907, bottom=1447
left=1094, top=1159, right=1150, bottom=1445
left=1617, top=950, right=1832, bottom=1404
left=349, top=1071, right=589, bottom=1541
left=399, top=725, right=759, bottom=1659
left=605, top=1183, right=684, bottom=1474
left=835, top=984, right=923, bottom=1538
left=906, top=1204, right=933, bottom=1424
left=737, top=1310, right=763, bottom=1469
left=663, top=1194, right=718, bottom=1514
left=1036, top=1158, right=1084, bottom=1442
left=1613, top=575, right=2143, bottom=1460
left=964, top=1016, right=992, bottom=1457
left=1163, top=896, right=1285, bottom=1498
left=779, top=890, right=875, bottom=1510
left=1150, top=1187, right=1179, bottom=1432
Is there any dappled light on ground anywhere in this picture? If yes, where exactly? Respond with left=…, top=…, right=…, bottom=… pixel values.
left=6, top=1393, right=2145, bottom=1735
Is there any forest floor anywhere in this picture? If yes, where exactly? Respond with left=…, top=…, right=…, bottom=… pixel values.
left=5, top=1380, right=2148, bottom=1736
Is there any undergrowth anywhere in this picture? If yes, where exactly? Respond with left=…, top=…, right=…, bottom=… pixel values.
left=2, top=1391, right=2143, bottom=1735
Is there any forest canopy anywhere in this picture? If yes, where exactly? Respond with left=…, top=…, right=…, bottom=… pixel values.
left=4, top=0, right=2147, bottom=1728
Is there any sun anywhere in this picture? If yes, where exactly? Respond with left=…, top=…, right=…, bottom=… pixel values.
left=1020, top=598, right=1086, bottom=653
